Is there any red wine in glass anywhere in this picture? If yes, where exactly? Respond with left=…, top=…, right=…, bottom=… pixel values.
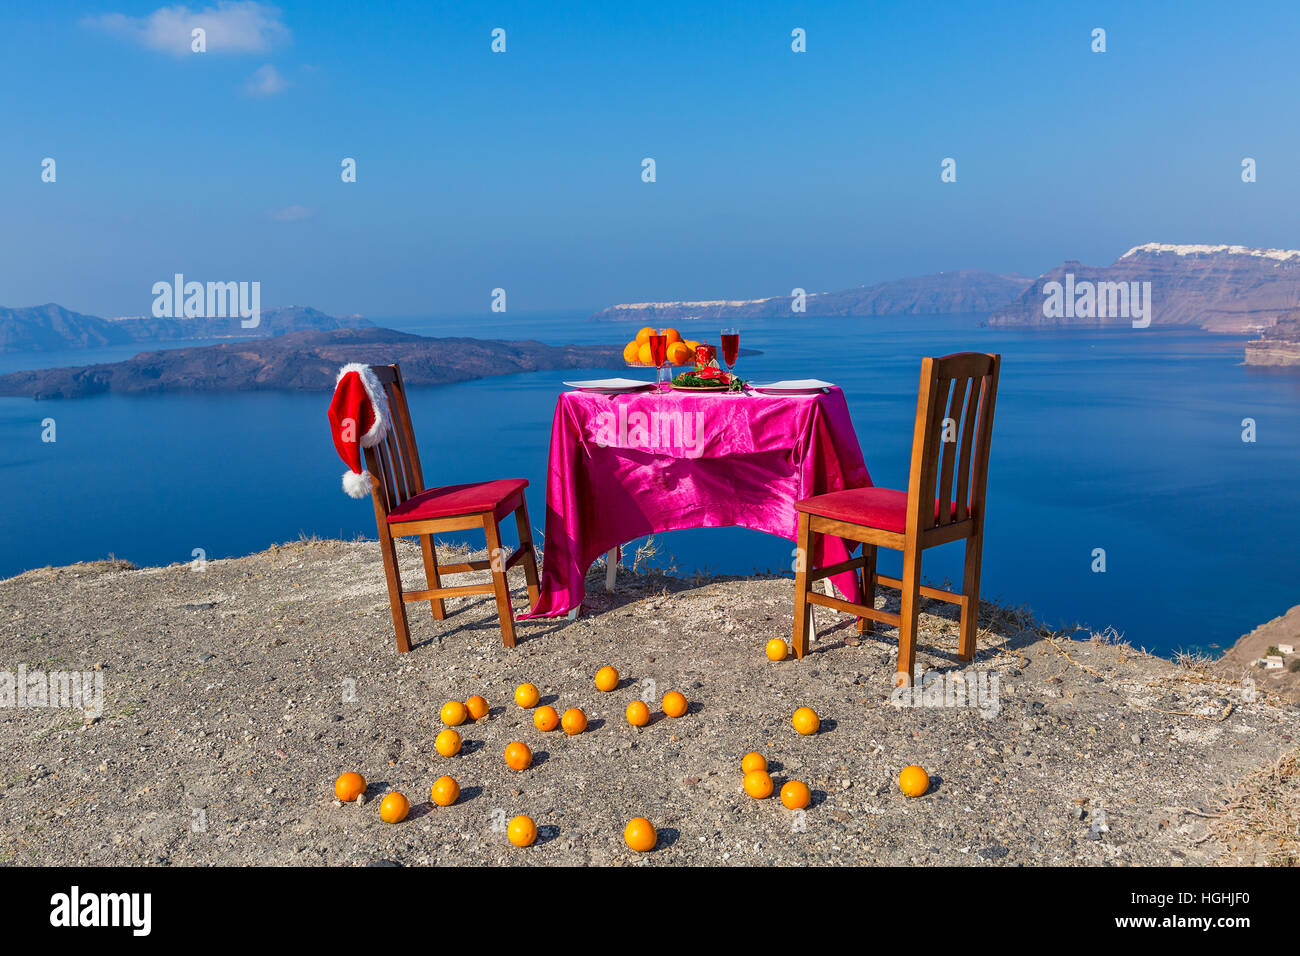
left=720, top=328, right=740, bottom=371
left=649, top=331, right=669, bottom=383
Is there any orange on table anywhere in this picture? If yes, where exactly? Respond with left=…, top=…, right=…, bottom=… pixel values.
left=594, top=665, right=620, bottom=692
left=636, top=342, right=654, bottom=366
left=533, top=705, right=560, bottom=732
left=334, top=771, right=366, bottom=802
left=662, top=691, right=688, bottom=718
left=561, top=708, right=588, bottom=735
left=508, top=815, right=538, bottom=847
left=780, top=780, right=811, bottom=810
left=667, top=342, right=692, bottom=366
left=504, top=741, right=533, bottom=770
left=684, top=339, right=701, bottom=352
left=625, top=700, right=650, bottom=727
left=635, top=326, right=655, bottom=345
left=624, top=817, right=657, bottom=852
left=440, top=700, right=468, bottom=726
left=741, top=752, right=767, bottom=774
left=379, top=791, right=409, bottom=823
left=662, top=328, right=682, bottom=346
left=430, top=775, right=460, bottom=807
left=766, top=638, right=789, bottom=661
left=465, top=695, right=489, bottom=720
left=743, top=770, right=774, bottom=799
left=514, top=683, right=540, bottom=708
left=435, top=728, right=462, bottom=757
left=792, top=706, right=820, bottom=735
left=622, top=341, right=640, bottom=364
left=898, top=765, right=930, bottom=797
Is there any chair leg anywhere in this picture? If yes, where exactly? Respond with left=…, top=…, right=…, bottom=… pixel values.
left=896, top=540, right=922, bottom=686
left=792, top=512, right=813, bottom=658
left=377, top=526, right=412, bottom=653
left=958, top=529, right=983, bottom=661
left=483, top=516, right=517, bottom=648
left=514, top=499, right=541, bottom=608
left=858, top=544, right=877, bottom=634
left=419, top=534, right=446, bottom=620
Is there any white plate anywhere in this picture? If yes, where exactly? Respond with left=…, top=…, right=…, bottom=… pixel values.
left=749, top=379, right=835, bottom=393
left=563, top=378, right=655, bottom=392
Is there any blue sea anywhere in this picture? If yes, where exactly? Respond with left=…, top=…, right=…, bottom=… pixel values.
left=2, top=311, right=1297, bottom=658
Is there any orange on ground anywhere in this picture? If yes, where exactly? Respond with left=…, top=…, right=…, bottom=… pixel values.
left=504, top=741, right=533, bottom=770
left=465, top=695, right=489, bottom=720
left=561, top=708, right=588, bottom=735
left=440, top=700, right=468, bottom=726
left=662, top=691, right=688, bottom=718
left=635, top=326, right=655, bottom=345
left=594, top=665, right=620, bottom=692
left=623, top=341, right=640, bottom=364
left=667, top=342, right=692, bottom=366
left=766, top=638, right=789, bottom=661
left=624, top=817, right=657, bottom=852
left=743, top=770, right=774, bottom=799
left=741, top=752, right=767, bottom=774
left=637, top=342, right=654, bottom=366
left=514, top=683, right=540, bottom=708
left=430, top=775, right=460, bottom=807
left=435, top=728, right=462, bottom=757
left=334, top=772, right=365, bottom=802
left=792, top=706, right=820, bottom=735
left=626, top=700, right=650, bottom=727
left=780, top=780, right=812, bottom=810
left=533, top=705, right=560, bottom=732
left=898, top=765, right=930, bottom=797
left=379, top=792, right=409, bottom=823
left=508, top=815, right=538, bottom=847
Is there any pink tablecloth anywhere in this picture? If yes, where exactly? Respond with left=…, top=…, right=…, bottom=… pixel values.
left=520, top=384, right=872, bottom=619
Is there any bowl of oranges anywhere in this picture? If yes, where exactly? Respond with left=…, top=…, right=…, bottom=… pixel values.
left=623, top=327, right=699, bottom=368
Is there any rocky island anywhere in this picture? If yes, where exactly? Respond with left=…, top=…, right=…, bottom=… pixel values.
left=991, top=243, right=1300, bottom=333
left=1244, top=309, right=1300, bottom=366
left=590, top=270, right=1031, bottom=322
left=0, top=328, right=624, bottom=399
left=0, top=302, right=370, bottom=353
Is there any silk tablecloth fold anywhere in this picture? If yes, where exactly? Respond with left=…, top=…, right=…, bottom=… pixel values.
left=520, top=385, right=872, bottom=619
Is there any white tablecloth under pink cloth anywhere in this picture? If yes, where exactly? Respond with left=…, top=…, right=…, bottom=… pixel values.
left=520, top=384, right=872, bottom=619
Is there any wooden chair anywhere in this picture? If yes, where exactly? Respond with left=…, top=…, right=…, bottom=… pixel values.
left=361, top=364, right=540, bottom=652
left=792, top=353, right=1001, bottom=685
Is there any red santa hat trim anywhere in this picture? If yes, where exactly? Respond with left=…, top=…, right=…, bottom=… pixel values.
left=327, top=363, right=392, bottom=498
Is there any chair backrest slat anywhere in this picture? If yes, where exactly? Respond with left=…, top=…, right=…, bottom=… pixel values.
left=905, top=353, right=1001, bottom=533
left=360, top=364, right=424, bottom=515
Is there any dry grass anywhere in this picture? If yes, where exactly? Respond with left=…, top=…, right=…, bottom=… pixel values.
left=1209, top=749, right=1300, bottom=866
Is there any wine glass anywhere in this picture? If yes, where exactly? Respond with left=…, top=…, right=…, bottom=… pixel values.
left=649, top=328, right=670, bottom=385
left=720, top=327, right=740, bottom=377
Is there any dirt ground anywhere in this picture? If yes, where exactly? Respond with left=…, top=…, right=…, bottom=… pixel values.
left=1, top=538, right=1296, bottom=866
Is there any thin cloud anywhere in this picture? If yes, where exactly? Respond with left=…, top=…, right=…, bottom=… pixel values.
left=84, top=2, right=289, bottom=57
left=269, top=205, right=313, bottom=222
left=245, top=63, right=288, bottom=96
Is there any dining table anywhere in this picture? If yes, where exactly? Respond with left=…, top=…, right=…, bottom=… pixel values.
left=519, top=382, right=873, bottom=623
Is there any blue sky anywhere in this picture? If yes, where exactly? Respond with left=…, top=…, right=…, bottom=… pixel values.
left=2, top=0, right=1297, bottom=318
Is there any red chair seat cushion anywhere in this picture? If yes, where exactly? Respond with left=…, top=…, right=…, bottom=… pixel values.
left=387, top=478, right=528, bottom=524
left=795, top=486, right=964, bottom=534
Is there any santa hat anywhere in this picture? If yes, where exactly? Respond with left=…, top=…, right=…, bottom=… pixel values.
left=327, top=363, right=391, bottom=498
